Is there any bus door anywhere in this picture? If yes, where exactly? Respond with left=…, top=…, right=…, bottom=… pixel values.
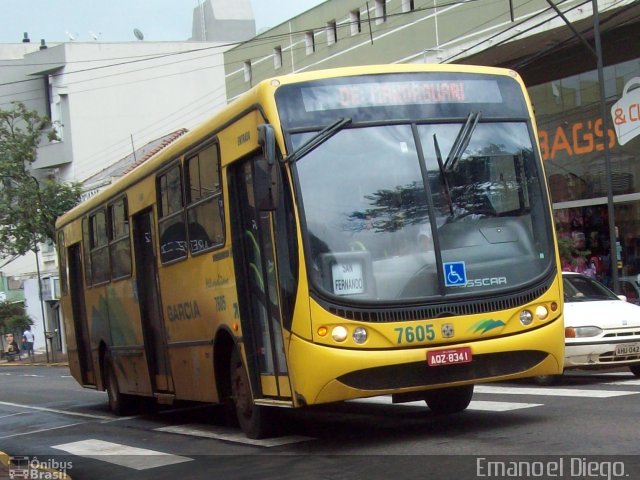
left=230, top=158, right=290, bottom=401
left=68, top=243, right=96, bottom=386
left=132, top=209, right=173, bottom=394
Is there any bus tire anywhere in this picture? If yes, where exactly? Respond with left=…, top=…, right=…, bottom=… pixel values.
left=424, top=385, right=474, bottom=414
left=230, top=347, right=272, bottom=439
left=105, top=357, right=133, bottom=416
left=533, top=374, right=562, bottom=386
left=629, top=365, right=640, bottom=377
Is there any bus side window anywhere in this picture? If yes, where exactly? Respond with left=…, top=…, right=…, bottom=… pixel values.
left=88, top=209, right=110, bottom=284
left=108, top=197, right=132, bottom=280
left=157, top=164, right=187, bottom=263
left=185, top=142, right=224, bottom=254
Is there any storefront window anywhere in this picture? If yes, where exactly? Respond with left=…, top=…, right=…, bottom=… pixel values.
left=532, top=58, right=640, bottom=290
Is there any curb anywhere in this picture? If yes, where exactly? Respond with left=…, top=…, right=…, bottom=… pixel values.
left=0, top=362, right=68, bottom=367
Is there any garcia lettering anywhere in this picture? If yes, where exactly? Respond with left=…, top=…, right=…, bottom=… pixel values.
left=167, top=300, right=201, bottom=321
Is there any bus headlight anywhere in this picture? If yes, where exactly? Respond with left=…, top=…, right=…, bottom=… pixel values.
left=331, top=326, right=348, bottom=342
left=352, top=327, right=368, bottom=344
left=519, top=310, right=533, bottom=326
left=535, top=305, right=549, bottom=320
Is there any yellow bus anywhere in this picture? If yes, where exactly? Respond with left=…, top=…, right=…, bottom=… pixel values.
left=56, top=64, right=564, bottom=438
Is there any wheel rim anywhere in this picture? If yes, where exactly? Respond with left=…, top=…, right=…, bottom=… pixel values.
left=107, top=365, right=119, bottom=411
left=232, top=360, right=253, bottom=420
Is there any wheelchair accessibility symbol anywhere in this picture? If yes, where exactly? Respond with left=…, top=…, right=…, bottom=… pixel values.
left=443, top=261, right=467, bottom=287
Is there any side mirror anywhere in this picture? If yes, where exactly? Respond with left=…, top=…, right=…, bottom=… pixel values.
left=255, top=124, right=280, bottom=211
left=258, top=124, right=276, bottom=166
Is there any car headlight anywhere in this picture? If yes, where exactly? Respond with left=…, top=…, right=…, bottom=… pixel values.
left=566, top=326, right=603, bottom=338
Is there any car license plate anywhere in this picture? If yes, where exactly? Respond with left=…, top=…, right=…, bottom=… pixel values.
left=427, top=347, right=472, bottom=366
left=615, top=343, right=640, bottom=356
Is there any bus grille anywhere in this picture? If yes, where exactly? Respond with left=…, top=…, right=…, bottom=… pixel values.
left=337, top=351, right=548, bottom=390
left=321, top=283, right=552, bottom=323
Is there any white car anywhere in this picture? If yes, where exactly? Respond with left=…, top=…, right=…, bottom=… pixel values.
left=536, top=272, right=640, bottom=384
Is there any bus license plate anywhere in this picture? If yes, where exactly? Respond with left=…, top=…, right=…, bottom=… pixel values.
left=427, top=347, right=472, bottom=366
left=615, top=343, right=640, bottom=356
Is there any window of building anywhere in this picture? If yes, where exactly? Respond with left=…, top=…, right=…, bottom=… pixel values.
left=185, top=142, right=224, bottom=255
left=157, top=164, right=187, bottom=263
left=402, top=0, right=415, bottom=12
left=375, top=0, right=387, bottom=25
left=108, top=197, right=132, bottom=280
left=274, top=46, right=283, bottom=69
left=88, top=208, right=109, bottom=285
left=350, top=10, right=362, bottom=35
left=305, top=31, right=315, bottom=55
left=326, top=20, right=337, bottom=46
left=243, top=60, right=252, bottom=83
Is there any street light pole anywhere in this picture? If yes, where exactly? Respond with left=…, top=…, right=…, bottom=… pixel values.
left=34, top=245, right=50, bottom=363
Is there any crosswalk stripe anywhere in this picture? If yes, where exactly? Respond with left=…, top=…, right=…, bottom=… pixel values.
left=475, top=385, right=640, bottom=398
left=469, top=400, right=543, bottom=411
left=350, top=396, right=542, bottom=411
left=155, top=425, right=314, bottom=446
left=52, top=439, right=193, bottom=470
left=604, top=379, right=640, bottom=386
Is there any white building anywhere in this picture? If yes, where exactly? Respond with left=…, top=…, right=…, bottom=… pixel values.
left=0, top=0, right=256, bottom=355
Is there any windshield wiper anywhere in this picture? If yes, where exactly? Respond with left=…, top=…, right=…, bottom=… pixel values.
left=285, top=117, right=352, bottom=164
left=444, top=111, right=481, bottom=173
left=433, top=134, right=453, bottom=215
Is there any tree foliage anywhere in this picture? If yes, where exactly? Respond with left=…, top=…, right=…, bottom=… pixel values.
left=0, top=102, right=82, bottom=256
left=0, top=300, right=33, bottom=335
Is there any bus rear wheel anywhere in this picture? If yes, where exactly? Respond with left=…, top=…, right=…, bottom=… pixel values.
left=424, top=385, right=474, bottom=414
left=105, top=357, right=133, bottom=416
left=629, top=364, right=640, bottom=377
left=230, top=348, right=273, bottom=439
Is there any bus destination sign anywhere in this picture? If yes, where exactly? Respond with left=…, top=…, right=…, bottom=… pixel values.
left=301, top=79, right=502, bottom=112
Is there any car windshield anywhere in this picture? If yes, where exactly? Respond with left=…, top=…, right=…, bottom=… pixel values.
left=293, top=122, right=553, bottom=302
left=563, top=274, right=619, bottom=302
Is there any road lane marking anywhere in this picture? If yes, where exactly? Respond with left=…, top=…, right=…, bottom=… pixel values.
left=155, top=425, right=314, bottom=446
left=52, top=439, right=193, bottom=470
left=468, top=400, right=542, bottom=411
left=604, top=379, right=640, bottom=386
left=0, top=401, right=115, bottom=420
left=0, top=422, right=83, bottom=439
left=474, top=385, right=640, bottom=397
left=351, top=396, right=542, bottom=411
left=0, top=412, right=28, bottom=419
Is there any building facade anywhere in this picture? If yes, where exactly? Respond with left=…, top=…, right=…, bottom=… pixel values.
left=0, top=0, right=256, bottom=354
left=223, top=0, right=640, bottom=293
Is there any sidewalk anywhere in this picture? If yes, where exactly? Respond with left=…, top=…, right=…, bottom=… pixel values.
left=0, top=350, right=68, bottom=367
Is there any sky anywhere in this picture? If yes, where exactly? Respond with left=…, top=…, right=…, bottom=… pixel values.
left=0, top=0, right=326, bottom=44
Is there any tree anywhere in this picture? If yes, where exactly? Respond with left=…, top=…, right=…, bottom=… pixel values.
left=0, top=300, right=33, bottom=335
left=0, top=102, right=82, bottom=256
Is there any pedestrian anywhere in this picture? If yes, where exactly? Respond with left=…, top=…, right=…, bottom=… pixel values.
left=22, top=325, right=35, bottom=360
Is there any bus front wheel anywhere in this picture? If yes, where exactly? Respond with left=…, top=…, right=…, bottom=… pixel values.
left=230, top=348, right=273, bottom=439
left=424, top=385, right=474, bottom=414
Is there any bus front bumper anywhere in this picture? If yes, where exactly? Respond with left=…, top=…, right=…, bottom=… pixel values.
left=288, top=318, right=563, bottom=405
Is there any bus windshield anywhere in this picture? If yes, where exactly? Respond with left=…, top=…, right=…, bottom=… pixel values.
left=293, top=120, right=552, bottom=302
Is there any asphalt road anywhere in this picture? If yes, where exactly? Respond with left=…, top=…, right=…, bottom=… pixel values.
left=1, top=365, right=640, bottom=479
